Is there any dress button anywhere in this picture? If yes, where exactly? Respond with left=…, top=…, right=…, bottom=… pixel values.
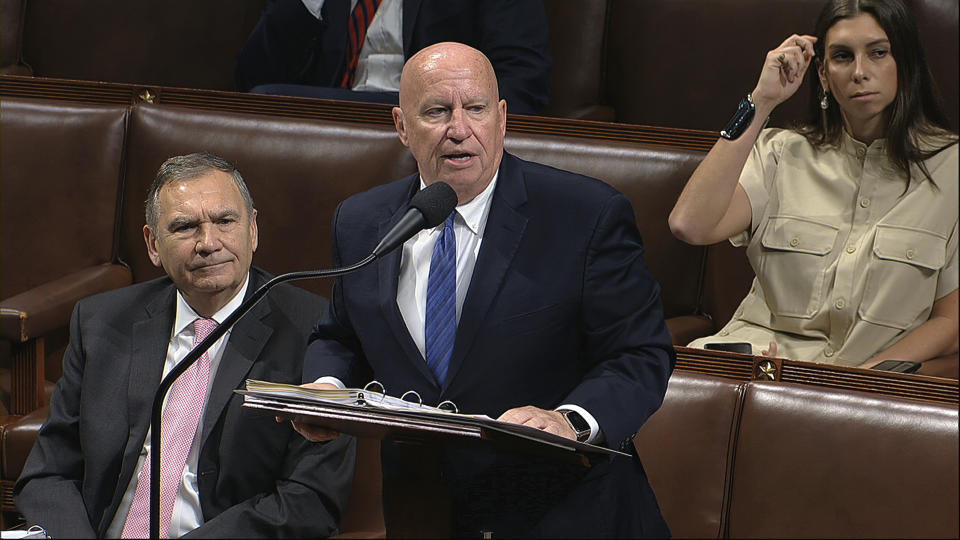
left=789, top=237, right=800, bottom=247
left=835, top=298, right=846, bottom=309
left=824, top=347, right=835, bottom=357
left=906, top=248, right=916, bottom=259
left=857, top=148, right=865, bottom=157
left=718, top=330, right=729, bottom=336
left=860, top=198, right=871, bottom=208
left=846, top=245, right=856, bottom=254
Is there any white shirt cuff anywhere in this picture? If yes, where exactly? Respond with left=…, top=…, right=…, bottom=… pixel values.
left=555, top=403, right=603, bottom=445
left=312, top=375, right=346, bottom=389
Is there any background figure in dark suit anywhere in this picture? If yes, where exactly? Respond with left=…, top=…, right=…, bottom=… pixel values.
left=294, top=42, right=674, bottom=537
left=15, top=153, right=355, bottom=538
left=235, top=0, right=553, bottom=115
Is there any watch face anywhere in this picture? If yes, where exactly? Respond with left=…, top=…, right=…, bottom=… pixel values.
left=564, top=410, right=590, bottom=433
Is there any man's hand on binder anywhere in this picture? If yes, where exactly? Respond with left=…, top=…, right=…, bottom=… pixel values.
left=280, top=382, right=342, bottom=442
left=498, top=405, right=577, bottom=440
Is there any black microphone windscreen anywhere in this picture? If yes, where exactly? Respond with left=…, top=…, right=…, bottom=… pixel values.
left=410, top=182, right=458, bottom=228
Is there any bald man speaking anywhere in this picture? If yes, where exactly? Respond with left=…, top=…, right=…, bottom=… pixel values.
left=298, top=42, right=674, bottom=538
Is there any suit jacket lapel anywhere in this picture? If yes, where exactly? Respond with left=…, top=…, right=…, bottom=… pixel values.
left=443, top=154, right=528, bottom=393
left=378, top=178, right=436, bottom=382
left=108, top=284, right=175, bottom=532
left=199, top=276, right=271, bottom=449
left=124, top=286, right=174, bottom=449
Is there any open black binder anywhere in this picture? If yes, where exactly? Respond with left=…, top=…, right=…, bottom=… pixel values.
left=236, top=379, right=628, bottom=458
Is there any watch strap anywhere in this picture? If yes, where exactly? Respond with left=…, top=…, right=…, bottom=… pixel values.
left=720, top=93, right=756, bottom=140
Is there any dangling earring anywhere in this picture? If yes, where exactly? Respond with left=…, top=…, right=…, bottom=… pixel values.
left=820, top=91, right=830, bottom=110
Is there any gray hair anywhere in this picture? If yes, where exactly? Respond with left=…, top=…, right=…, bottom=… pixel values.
left=145, top=152, right=255, bottom=230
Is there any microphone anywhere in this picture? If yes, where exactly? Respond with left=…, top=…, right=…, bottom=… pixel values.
left=372, top=181, right=458, bottom=257
left=148, top=180, right=457, bottom=537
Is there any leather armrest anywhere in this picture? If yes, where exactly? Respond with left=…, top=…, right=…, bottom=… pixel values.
left=0, top=263, right=132, bottom=342
left=666, top=315, right=715, bottom=346
left=1, top=406, right=49, bottom=479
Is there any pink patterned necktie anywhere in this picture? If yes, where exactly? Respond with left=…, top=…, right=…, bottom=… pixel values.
left=122, top=317, right=218, bottom=538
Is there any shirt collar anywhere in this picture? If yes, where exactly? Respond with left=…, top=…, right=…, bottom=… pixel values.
left=173, top=272, right=251, bottom=336
left=840, top=128, right=887, bottom=155
left=418, top=171, right=499, bottom=237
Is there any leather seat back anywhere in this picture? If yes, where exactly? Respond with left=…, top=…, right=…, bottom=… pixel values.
left=121, top=104, right=417, bottom=292
left=633, top=372, right=745, bottom=538
left=727, top=381, right=960, bottom=538
left=0, top=97, right=126, bottom=300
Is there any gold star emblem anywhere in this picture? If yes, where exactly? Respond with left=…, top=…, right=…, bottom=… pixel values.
left=138, top=89, right=156, bottom=103
left=757, top=360, right=777, bottom=380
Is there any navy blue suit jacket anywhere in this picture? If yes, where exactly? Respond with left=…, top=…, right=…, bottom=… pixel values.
left=235, top=0, right=553, bottom=114
left=304, top=153, right=674, bottom=536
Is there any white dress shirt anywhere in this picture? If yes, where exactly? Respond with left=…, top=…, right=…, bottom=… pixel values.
left=106, top=275, right=250, bottom=538
left=302, top=0, right=404, bottom=92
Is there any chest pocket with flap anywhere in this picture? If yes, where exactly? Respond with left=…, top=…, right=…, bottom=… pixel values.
left=758, top=216, right=839, bottom=318
left=859, top=224, right=946, bottom=329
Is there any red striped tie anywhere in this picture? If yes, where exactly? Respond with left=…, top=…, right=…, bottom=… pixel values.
left=340, top=0, right=382, bottom=88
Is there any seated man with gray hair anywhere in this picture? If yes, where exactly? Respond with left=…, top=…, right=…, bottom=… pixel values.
left=15, top=152, right=355, bottom=538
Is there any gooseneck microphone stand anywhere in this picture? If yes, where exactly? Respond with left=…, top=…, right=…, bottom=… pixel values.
left=147, top=254, right=374, bottom=538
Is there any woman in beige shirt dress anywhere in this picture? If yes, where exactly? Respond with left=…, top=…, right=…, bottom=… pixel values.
left=669, top=0, right=958, bottom=369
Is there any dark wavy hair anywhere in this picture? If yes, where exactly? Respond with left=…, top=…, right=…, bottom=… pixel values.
left=797, top=0, right=956, bottom=183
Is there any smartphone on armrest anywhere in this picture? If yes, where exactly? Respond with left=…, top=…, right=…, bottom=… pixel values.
left=871, top=360, right=922, bottom=373
left=703, top=342, right=753, bottom=355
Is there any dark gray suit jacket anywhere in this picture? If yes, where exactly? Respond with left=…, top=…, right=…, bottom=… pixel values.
left=15, top=267, right=356, bottom=538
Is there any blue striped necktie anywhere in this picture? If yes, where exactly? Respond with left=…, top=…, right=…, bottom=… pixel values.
left=425, top=213, right=457, bottom=386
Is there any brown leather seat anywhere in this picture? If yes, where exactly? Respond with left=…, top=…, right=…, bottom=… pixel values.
left=0, top=97, right=132, bottom=413
left=727, top=381, right=960, bottom=538
left=0, top=97, right=134, bottom=527
left=634, top=372, right=745, bottom=538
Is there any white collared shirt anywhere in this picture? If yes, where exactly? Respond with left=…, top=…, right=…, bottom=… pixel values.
left=106, top=275, right=250, bottom=538
left=302, top=0, right=404, bottom=92
left=397, top=173, right=499, bottom=356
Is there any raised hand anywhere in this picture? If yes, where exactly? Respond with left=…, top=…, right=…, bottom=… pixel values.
left=752, top=34, right=818, bottom=114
